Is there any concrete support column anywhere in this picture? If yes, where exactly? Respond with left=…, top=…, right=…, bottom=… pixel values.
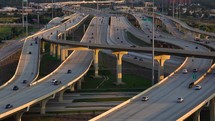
left=58, top=89, right=66, bottom=102
left=52, top=44, right=56, bottom=57
left=77, top=79, right=82, bottom=90
left=69, top=84, right=75, bottom=92
left=15, top=111, right=24, bottom=121
left=193, top=108, right=201, bottom=121
left=196, top=33, right=201, bottom=39
left=61, top=49, right=66, bottom=61
left=210, top=97, right=215, bottom=121
left=50, top=43, right=53, bottom=56
left=57, top=44, right=61, bottom=59
left=93, top=49, right=100, bottom=77
left=64, top=33, right=67, bottom=40
left=155, top=55, right=170, bottom=82
left=40, top=98, right=50, bottom=114
left=60, top=35, right=63, bottom=40
left=112, top=51, right=128, bottom=85
left=41, top=41, right=45, bottom=53
left=65, top=49, right=69, bottom=58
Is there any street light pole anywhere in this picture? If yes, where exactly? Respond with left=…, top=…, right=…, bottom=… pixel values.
left=96, top=0, right=99, bottom=43
left=152, top=0, right=155, bottom=85
left=52, top=0, right=54, bottom=19
left=173, top=0, right=175, bottom=18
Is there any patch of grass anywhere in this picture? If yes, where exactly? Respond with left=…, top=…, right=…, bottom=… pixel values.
left=126, top=31, right=150, bottom=47
left=73, top=97, right=130, bottom=102
left=0, top=17, right=19, bottom=23
left=38, top=53, right=61, bottom=79
left=0, top=26, right=11, bottom=38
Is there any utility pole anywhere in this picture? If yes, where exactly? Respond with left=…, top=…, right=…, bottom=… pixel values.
left=22, top=0, right=28, bottom=36
left=173, top=0, right=175, bottom=18
left=52, top=0, right=54, bottom=19
left=152, top=0, right=155, bottom=85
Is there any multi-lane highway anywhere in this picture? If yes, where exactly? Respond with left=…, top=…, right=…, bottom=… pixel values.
left=0, top=5, right=215, bottom=120
left=90, top=12, right=214, bottom=121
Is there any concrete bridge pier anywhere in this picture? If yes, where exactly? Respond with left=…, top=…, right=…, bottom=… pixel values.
left=58, top=89, right=67, bottom=102
left=77, top=77, right=84, bottom=90
left=69, top=83, right=75, bottom=92
left=52, top=44, right=57, bottom=57
left=196, top=33, right=201, bottom=39
left=41, top=41, right=45, bottom=53
left=61, top=49, right=66, bottom=61
left=93, top=49, right=100, bottom=78
left=112, top=51, right=128, bottom=85
left=193, top=108, right=201, bottom=121
left=40, top=98, right=50, bottom=114
left=57, top=44, right=61, bottom=59
left=50, top=43, right=53, bottom=56
left=155, top=55, right=170, bottom=82
left=15, top=111, right=25, bottom=121
left=64, top=33, right=67, bottom=40
left=210, top=97, right=215, bottom=121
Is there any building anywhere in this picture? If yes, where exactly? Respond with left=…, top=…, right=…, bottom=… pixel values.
left=166, top=0, right=192, bottom=5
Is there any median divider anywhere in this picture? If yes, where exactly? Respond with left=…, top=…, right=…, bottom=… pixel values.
left=193, top=60, right=214, bottom=85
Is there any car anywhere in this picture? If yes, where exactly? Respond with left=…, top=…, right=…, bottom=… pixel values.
left=177, top=97, right=184, bottom=103
left=5, top=104, right=13, bottom=109
left=130, top=45, right=136, bottom=48
left=193, top=69, right=198, bottom=72
left=195, top=46, right=198, bottom=49
left=28, top=51, right=32, bottom=54
left=30, top=43, right=33, bottom=46
left=54, top=80, right=61, bottom=85
left=67, top=69, right=72, bottom=74
left=117, top=37, right=119, bottom=39
left=213, top=70, right=215, bottom=74
left=13, top=86, right=19, bottom=91
left=195, top=85, right=201, bottom=90
left=35, top=41, right=38, bottom=44
left=188, top=82, right=194, bottom=88
left=22, top=80, right=27, bottom=84
left=134, top=57, right=138, bottom=59
left=182, top=69, right=188, bottom=74
left=51, top=79, right=57, bottom=83
left=142, top=96, right=149, bottom=101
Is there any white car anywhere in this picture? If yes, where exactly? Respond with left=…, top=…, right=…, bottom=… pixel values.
left=51, top=79, right=57, bottom=83
left=142, top=96, right=149, bottom=101
left=195, top=85, right=201, bottom=90
left=182, top=69, right=188, bottom=74
left=177, top=97, right=184, bottom=103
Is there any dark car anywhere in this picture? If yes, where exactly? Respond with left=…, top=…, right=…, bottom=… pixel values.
left=22, top=80, right=27, bottom=84
left=195, top=46, right=198, bottom=49
left=54, top=81, right=61, bottom=85
left=35, top=41, right=38, bottom=44
left=13, top=86, right=19, bottom=91
left=30, top=43, right=33, bottom=46
left=193, top=69, right=198, bottom=72
left=130, top=45, right=136, bottom=48
left=28, top=51, right=32, bottom=54
left=67, top=69, right=72, bottom=74
left=188, top=82, right=194, bottom=88
left=5, top=104, right=13, bottom=109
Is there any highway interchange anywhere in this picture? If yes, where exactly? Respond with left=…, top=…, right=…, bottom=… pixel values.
left=0, top=5, right=215, bottom=121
